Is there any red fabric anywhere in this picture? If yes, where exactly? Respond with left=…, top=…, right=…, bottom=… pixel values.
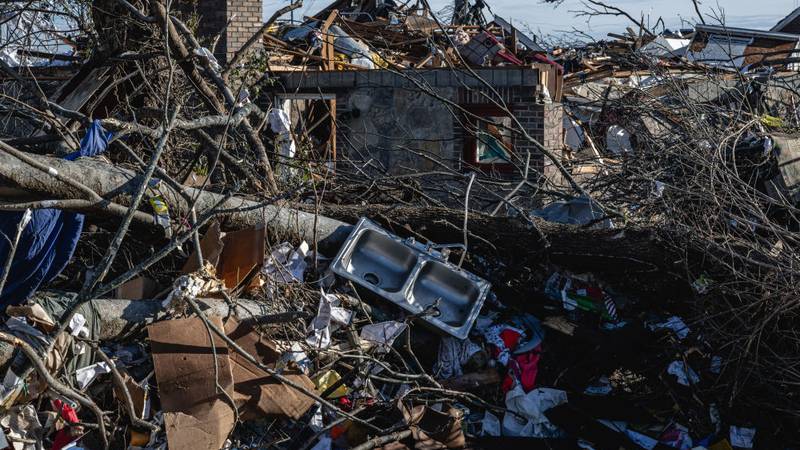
left=501, top=345, right=542, bottom=394
left=338, top=396, right=352, bottom=411
left=499, top=329, right=522, bottom=350
left=586, top=286, right=604, bottom=300
left=331, top=425, right=347, bottom=440
left=51, top=400, right=79, bottom=450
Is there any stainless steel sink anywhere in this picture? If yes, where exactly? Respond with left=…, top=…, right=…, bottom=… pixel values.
left=409, top=261, right=480, bottom=328
left=342, top=229, right=417, bottom=292
left=331, top=218, right=491, bottom=339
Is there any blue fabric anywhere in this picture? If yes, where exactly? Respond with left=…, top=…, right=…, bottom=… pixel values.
left=64, top=120, right=113, bottom=161
left=0, top=122, right=112, bottom=306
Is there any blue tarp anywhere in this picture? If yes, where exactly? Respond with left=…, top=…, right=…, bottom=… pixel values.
left=0, top=120, right=112, bottom=306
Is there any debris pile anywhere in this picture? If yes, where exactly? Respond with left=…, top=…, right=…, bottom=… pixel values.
left=1, top=0, right=800, bottom=449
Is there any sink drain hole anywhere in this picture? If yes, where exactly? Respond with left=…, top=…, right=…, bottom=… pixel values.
left=363, top=272, right=380, bottom=286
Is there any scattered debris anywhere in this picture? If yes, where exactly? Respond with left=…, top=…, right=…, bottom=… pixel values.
left=1, top=0, right=799, bottom=448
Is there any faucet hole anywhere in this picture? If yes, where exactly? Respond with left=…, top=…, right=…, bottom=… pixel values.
left=363, top=272, right=380, bottom=286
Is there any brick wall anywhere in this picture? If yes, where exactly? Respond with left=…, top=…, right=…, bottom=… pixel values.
left=195, top=0, right=262, bottom=63
left=541, top=103, right=565, bottom=186
left=225, top=0, right=262, bottom=63
left=267, top=68, right=564, bottom=207
left=452, top=85, right=563, bottom=180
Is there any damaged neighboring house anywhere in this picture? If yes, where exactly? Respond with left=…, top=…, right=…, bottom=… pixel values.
left=772, top=6, right=800, bottom=34
left=687, top=24, right=800, bottom=70
left=268, top=67, right=563, bottom=178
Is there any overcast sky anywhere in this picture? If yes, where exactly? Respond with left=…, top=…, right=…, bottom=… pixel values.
left=263, top=0, right=800, bottom=40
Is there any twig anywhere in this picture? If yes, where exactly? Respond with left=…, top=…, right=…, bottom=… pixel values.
left=0, top=209, right=31, bottom=295
left=458, top=172, right=476, bottom=268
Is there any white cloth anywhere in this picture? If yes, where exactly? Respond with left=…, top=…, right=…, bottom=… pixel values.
left=502, top=386, right=567, bottom=438
left=481, top=411, right=501, bottom=436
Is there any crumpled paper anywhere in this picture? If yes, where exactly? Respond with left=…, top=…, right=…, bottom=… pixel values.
left=263, top=241, right=309, bottom=284
left=74, top=361, right=112, bottom=390
left=162, top=267, right=224, bottom=308
left=729, top=426, right=756, bottom=448
left=667, top=361, right=699, bottom=386
left=648, top=316, right=690, bottom=340
left=359, top=321, right=407, bottom=348
left=306, top=291, right=352, bottom=349
left=0, top=404, right=44, bottom=450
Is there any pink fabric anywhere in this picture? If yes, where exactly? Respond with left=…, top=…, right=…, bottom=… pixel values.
left=502, top=345, right=542, bottom=393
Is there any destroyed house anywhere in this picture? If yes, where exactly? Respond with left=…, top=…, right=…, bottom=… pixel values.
left=772, top=6, right=800, bottom=34
left=250, top=2, right=565, bottom=199
left=687, top=24, right=800, bottom=70
left=266, top=66, right=563, bottom=181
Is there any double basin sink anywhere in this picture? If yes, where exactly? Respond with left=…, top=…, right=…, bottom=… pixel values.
left=330, top=218, right=490, bottom=339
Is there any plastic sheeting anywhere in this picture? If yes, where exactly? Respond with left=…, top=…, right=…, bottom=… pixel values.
left=532, top=197, right=612, bottom=229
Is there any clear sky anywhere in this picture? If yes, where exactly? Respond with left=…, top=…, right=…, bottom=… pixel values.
left=263, top=0, right=800, bottom=40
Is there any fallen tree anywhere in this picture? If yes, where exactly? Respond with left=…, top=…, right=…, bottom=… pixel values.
left=0, top=149, right=687, bottom=301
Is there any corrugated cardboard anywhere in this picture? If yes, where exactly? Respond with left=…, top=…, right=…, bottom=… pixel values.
left=148, top=316, right=235, bottom=450
left=112, top=369, right=147, bottom=420
left=182, top=222, right=265, bottom=294
left=223, top=318, right=316, bottom=420
left=217, top=226, right=265, bottom=292
left=114, top=276, right=158, bottom=299
left=181, top=221, right=224, bottom=274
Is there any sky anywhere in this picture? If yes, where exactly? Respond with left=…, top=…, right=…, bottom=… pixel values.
left=262, top=0, right=800, bottom=40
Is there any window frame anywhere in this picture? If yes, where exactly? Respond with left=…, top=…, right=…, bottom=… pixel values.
left=461, top=103, right=516, bottom=173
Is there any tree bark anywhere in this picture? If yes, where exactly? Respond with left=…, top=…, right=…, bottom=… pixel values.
left=0, top=151, right=353, bottom=251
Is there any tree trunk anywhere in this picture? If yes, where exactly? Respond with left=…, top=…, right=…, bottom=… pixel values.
left=0, top=151, right=353, bottom=251
left=306, top=204, right=690, bottom=302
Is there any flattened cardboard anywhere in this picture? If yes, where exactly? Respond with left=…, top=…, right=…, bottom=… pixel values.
left=223, top=318, right=316, bottom=420
left=217, top=226, right=266, bottom=292
left=148, top=316, right=234, bottom=450
left=181, top=221, right=224, bottom=274
left=164, top=400, right=235, bottom=450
